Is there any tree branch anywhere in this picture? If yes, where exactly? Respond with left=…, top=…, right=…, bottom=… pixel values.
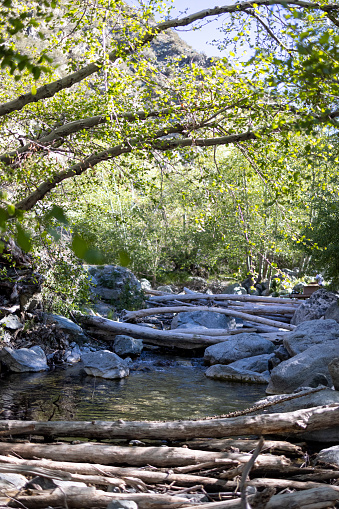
left=15, top=130, right=256, bottom=211
left=0, top=0, right=338, bottom=118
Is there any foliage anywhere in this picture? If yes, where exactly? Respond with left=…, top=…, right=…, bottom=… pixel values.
left=0, top=0, right=339, bottom=288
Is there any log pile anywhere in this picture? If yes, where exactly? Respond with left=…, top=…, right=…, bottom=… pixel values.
left=0, top=405, right=339, bottom=508
left=79, top=292, right=300, bottom=349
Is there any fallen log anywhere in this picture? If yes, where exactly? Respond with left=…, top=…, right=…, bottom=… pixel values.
left=0, top=455, right=230, bottom=489
left=179, top=486, right=339, bottom=509
left=6, top=485, right=188, bottom=509
left=185, top=438, right=303, bottom=455
left=149, top=293, right=300, bottom=304
left=0, top=405, right=338, bottom=440
left=0, top=442, right=290, bottom=470
left=123, top=305, right=296, bottom=330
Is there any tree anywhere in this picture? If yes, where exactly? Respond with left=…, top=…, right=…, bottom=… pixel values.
left=0, top=0, right=339, bottom=264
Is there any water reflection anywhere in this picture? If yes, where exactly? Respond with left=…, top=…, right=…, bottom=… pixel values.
left=0, top=352, right=266, bottom=421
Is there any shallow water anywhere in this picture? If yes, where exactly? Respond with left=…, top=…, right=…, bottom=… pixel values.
left=0, top=351, right=266, bottom=421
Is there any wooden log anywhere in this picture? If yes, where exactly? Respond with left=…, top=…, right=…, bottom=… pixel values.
left=185, top=438, right=303, bottom=455
left=165, top=327, right=258, bottom=336
left=0, top=405, right=338, bottom=440
left=78, top=316, right=289, bottom=349
left=149, top=293, right=300, bottom=304
left=0, top=442, right=290, bottom=470
left=0, top=455, right=230, bottom=489
left=7, top=485, right=188, bottom=509
left=123, top=305, right=295, bottom=330
left=179, top=486, right=339, bottom=508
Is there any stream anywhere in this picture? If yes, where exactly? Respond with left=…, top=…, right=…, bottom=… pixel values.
left=0, top=350, right=266, bottom=421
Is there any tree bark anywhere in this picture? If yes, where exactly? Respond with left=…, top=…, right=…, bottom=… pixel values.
left=148, top=293, right=300, bottom=305
left=0, top=405, right=338, bottom=441
left=0, top=455, right=230, bottom=489
left=0, top=442, right=290, bottom=470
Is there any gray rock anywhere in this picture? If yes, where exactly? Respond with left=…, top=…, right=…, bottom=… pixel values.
left=223, top=283, right=247, bottom=295
left=284, top=319, right=339, bottom=356
left=156, top=285, right=174, bottom=294
left=43, top=313, right=87, bottom=342
left=63, top=344, right=82, bottom=364
left=0, top=314, right=22, bottom=330
left=204, top=333, right=274, bottom=365
left=0, top=473, right=27, bottom=489
left=266, top=340, right=339, bottom=394
left=0, top=345, right=48, bottom=372
left=113, top=335, right=143, bottom=357
left=91, top=302, right=116, bottom=318
left=140, top=278, right=152, bottom=291
left=172, top=311, right=236, bottom=330
left=228, top=353, right=275, bottom=373
left=317, top=446, right=339, bottom=467
left=87, top=265, right=143, bottom=309
left=328, top=358, right=339, bottom=391
left=325, top=301, right=339, bottom=323
left=291, top=289, right=338, bottom=325
left=106, top=501, right=138, bottom=509
left=81, top=350, right=129, bottom=379
left=205, top=364, right=270, bottom=384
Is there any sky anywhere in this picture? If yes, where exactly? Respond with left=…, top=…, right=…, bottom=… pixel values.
left=128, top=0, right=236, bottom=57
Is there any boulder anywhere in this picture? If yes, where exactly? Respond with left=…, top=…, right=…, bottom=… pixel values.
left=223, top=283, right=247, bottom=295
left=107, top=501, right=138, bottom=509
left=113, top=335, right=143, bottom=357
left=87, top=265, right=143, bottom=309
left=43, top=314, right=87, bottom=342
left=291, top=288, right=338, bottom=325
left=328, top=358, right=339, bottom=391
left=0, top=314, right=22, bottom=330
left=266, top=340, right=339, bottom=394
left=63, top=344, right=82, bottom=364
left=317, top=446, right=339, bottom=467
left=205, top=364, right=270, bottom=384
left=140, top=278, right=152, bottom=291
left=0, top=345, right=48, bottom=372
left=171, top=310, right=236, bottom=330
left=325, top=301, right=339, bottom=323
left=156, top=285, right=174, bottom=294
left=81, top=350, right=129, bottom=379
left=227, top=353, right=275, bottom=373
left=284, top=319, right=339, bottom=356
left=204, top=333, right=275, bottom=365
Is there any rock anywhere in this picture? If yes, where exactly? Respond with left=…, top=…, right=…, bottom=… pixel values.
left=204, top=333, right=275, bottom=365
left=284, top=319, right=339, bottom=356
left=325, top=300, right=339, bottom=323
left=63, top=344, right=82, bottom=364
left=90, top=302, right=116, bottom=318
left=205, top=364, right=270, bottom=383
left=43, top=313, right=87, bottom=342
left=266, top=340, right=339, bottom=394
left=223, top=283, right=247, bottom=295
left=0, top=314, right=22, bottom=330
left=187, top=276, right=207, bottom=291
left=87, top=265, right=143, bottom=309
left=291, top=288, right=338, bottom=325
left=227, top=353, right=275, bottom=373
left=0, top=473, right=27, bottom=489
left=113, top=335, right=143, bottom=357
left=156, top=285, right=174, bottom=294
left=106, top=501, right=138, bottom=509
left=81, top=350, right=129, bottom=379
left=171, top=310, right=236, bottom=330
left=140, top=278, right=152, bottom=291
left=328, top=358, right=339, bottom=391
left=317, top=446, right=339, bottom=467
left=0, top=345, right=48, bottom=372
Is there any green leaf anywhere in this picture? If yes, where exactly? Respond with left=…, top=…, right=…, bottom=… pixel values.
left=16, top=224, right=32, bottom=252
left=119, top=249, right=131, bottom=267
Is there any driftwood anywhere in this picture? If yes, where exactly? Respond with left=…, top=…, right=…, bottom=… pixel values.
left=0, top=442, right=290, bottom=471
left=0, top=405, right=338, bottom=440
left=186, top=438, right=304, bottom=455
left=0, top=455, right=229, bottom=489
left=6, top=485, right=188, bottom=509
left=149, top=293, right=300, bottom=304
left=122, top=306, right=296, bottom=331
